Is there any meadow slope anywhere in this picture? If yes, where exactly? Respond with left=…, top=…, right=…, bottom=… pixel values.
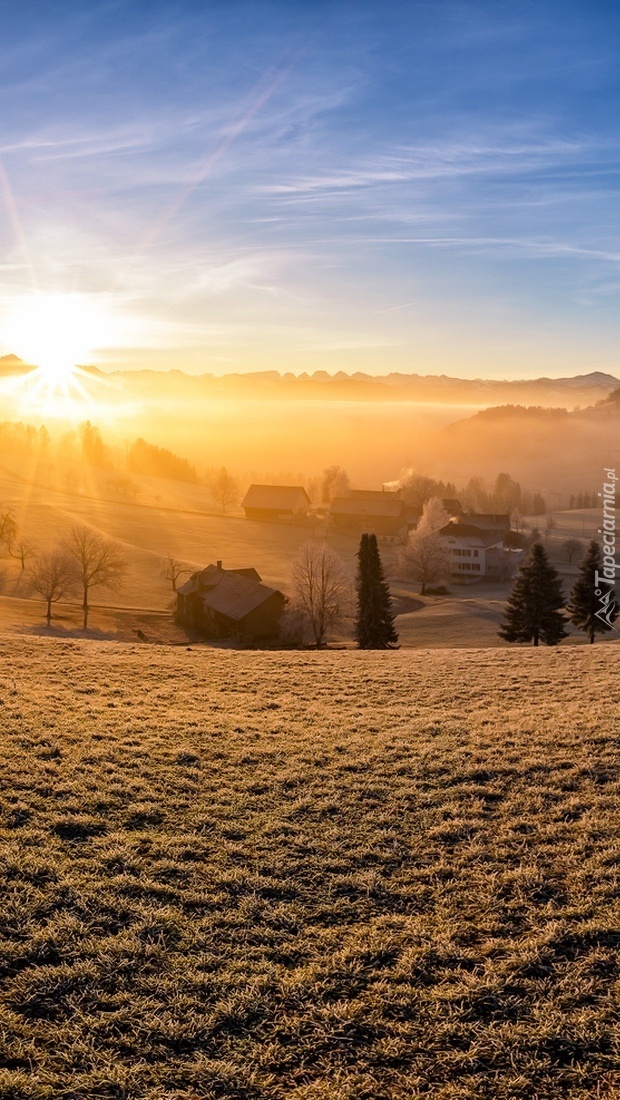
left=0, top=640, right=619, bottom=1099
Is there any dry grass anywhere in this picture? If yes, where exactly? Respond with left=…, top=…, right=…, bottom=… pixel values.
left=1, top=639, right=619, bottom=1098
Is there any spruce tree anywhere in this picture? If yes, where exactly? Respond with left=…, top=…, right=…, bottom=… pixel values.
left=499, top=541, right=568, bottom=646
left=567, top=540, right=618, bottom=643
left=355, top=533, right=399, bottom=649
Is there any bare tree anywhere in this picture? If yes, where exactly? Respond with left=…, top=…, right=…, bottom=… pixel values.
left=62, top=525, right=126, bottom=629
left=291, top=542, right=349, bottom=646
left=29, top=550, right=75, bottom=626
left=9, top=537, right=37, bottom=573
left=511, top=507, right=524, bottom=534
left=164, top=555, right=192, bottom=592
left=563, top=537, right=583, bottom=563
left=207, top=467, right=239, bottom=513
left=545, top=514, right=557, bottom=542
left=0, top=508, right=17, bottom=551
left=400, top=528, right=451, bottom=595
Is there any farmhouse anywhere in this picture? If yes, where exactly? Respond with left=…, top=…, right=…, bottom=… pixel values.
left=438, top=521, right=522, bottom=580
left=329, top=490, right=407, bottom=537
left=176, top=562, right=285, bottom=641
left=241, top=484, right=311, bottom=522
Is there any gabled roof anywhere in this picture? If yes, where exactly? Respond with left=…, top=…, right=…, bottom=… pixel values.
left=460, top=513, right=510, bottom=530
left=178, top=565, right=282, bottom=621
left=177, top=564, right=261, bottom=596
left=201, top=572, right=283, bottom=621
left=330, top=490, right=405, bottom=519
left=439, top=522, right=504, bottom=547
left=242, top=484, right=311, bottom=510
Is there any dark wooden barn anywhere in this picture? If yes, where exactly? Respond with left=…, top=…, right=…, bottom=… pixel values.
left=176, top=563, right=285, bottom=642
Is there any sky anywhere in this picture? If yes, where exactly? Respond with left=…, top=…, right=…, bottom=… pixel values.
left=1, top=0, right=620, bottom=378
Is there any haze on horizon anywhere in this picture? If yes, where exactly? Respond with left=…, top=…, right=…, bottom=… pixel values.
left=1, top=1, right=620, bottom=380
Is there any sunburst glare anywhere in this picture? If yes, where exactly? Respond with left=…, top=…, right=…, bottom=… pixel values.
left=2, top=293, right=130, bottom=420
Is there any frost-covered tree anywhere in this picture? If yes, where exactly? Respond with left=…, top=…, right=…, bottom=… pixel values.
left=291, top=543, right=348, bottom=646
left=320, top=465, right=350, bottom=505
left=62, top=525, right=126, bottom=629
left=418, top=496, right=450, bottom=534
left=207, top=467, right=238, bottom=513
left=29, top=550, right=75, bottom=626
left=400, top=529, right=450, bottom=595
left=400, top=498, right=451, bottom=595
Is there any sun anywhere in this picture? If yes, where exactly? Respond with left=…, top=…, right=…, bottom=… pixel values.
left=4, top=293, right=106, bottom=389
left=0, top=292, right=130, bottom=419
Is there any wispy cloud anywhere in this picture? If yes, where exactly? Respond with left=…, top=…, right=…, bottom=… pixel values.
left=2, top=1, right=620, bottom=375
left=264, top=135, right=588, bottom=196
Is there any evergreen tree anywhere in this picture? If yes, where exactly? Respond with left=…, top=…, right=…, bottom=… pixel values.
left=567, top=540, right=618, bottom=643
left=499, top=541, right=568, bottom=646
left=355, top=533, right=399, bottom=649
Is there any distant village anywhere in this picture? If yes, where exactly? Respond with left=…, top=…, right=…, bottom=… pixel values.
left=175, top=482, right=527, bottom=644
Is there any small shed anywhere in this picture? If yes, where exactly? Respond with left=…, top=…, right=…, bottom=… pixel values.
left=241, top=484, right=311, bottom=522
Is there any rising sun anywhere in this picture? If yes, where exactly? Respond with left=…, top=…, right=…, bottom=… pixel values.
left=2, top=292, right=122, bottom=419
left=5, top=293, right=105, bottom=387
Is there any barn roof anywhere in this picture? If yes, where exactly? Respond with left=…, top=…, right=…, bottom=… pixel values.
left=459, top=513, right=510, bottom=530
left=439, top=522, right=504, bottom=547
left=177, top=564, right=261, bottom=596
left=330, top=490, right=405, bottom=519
left=242, top=484, right=310, bottom=510
left=201, top=572, right=283, bottom=621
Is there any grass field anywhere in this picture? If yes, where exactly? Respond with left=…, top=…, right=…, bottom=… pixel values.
left=1, top=638, right=619, bottom=1099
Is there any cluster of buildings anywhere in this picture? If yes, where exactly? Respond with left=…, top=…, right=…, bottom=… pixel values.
left=238, top=484, right=522, bottom=581
left=174, top=485, right=525, bottom=644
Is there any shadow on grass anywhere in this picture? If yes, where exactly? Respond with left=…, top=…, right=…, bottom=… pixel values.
left=392, top=595, right=425, bottom=615
left=23, top=622, right=129, bottom=642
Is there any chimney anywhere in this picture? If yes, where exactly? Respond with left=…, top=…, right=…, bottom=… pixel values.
left=216, top=560, right=223, bottom=570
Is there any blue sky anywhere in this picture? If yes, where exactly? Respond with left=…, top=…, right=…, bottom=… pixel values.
left=1, top=0, right=620, bottom=377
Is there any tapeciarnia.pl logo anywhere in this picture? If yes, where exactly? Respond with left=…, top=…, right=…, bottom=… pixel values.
left=595, top=468, right=618, bottom=628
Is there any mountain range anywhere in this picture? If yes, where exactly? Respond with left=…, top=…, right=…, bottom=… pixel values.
left=1, top=355, right=618, bottom=410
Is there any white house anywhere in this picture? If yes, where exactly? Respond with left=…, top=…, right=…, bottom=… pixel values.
left=438, top=521, right=523, bottom=580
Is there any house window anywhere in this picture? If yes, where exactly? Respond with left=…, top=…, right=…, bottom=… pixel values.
left=473, top=549, right=479, bottom=557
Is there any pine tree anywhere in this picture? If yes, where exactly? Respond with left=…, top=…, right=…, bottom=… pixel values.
left=499, top=541, right=568, bottom=646
left=567, top=540, right=618, bottom=643
left=355, top=533, right=399, bottom=649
